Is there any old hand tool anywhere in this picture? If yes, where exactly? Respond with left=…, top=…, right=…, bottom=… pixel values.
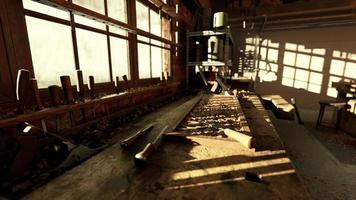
left=134, top=125, right=168, bottom=166
left=120, top=123, right=154, bottom=150
left=16, top=69, right=30, bottom=114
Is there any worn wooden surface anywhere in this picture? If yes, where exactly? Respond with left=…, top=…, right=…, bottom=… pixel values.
left=24, top=94, right=310, bottom=200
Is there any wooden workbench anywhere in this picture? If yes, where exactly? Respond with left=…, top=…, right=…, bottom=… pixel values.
left=24, top=94, right=310, bottom=200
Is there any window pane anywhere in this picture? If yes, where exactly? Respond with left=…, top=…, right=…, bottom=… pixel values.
left=138, top=43, right=151, bottom=79
left=150, top=10, right=161, bottom=36
left=73, top=0, right=105, bottom=14
left=136, top=1, right=149, bottom=32
left=26, top=17, right=76, bottom=88
left=162, top=17, right=171, bottom=40
left=163, top=49, right=171, bottom=76
left=151, top=39, right=162, bottom=47
left=74, top=14, right=106, bottom=30
left=23, top=0, right=70, bottom=20
left=110, top=37, right=130, bottom=80
left=109, top=25, right=128, bottom=36
left=107, top=0, right=127, bottom=22
left=151, top=46, right=162, bottom=78
left=138, top=35, right=150, bottom=43
left=76, top=29, right=110, bottom=83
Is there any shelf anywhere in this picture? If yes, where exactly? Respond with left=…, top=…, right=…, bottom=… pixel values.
left=187, top=61, right=232, bottom=67
left=187, top=28, right=234, bottom=44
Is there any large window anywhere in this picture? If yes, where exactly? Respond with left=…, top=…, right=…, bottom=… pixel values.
left=136, top=1, right=149, bottom=32
left=110, top=37, right=130, bottom=79
left=76, top=29, right=110, bottom=83
left=107, top=0, right=127, bottom=22
left=136, top=0, right=171, bottom=79
left=26, top=16, right=76, bottom=88
left=24, top=0, right=131, bottom=88
left=25, top=0, right=171, bottom=88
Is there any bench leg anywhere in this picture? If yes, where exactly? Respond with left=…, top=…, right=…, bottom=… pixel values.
left=316, top=105, right=325, bottom=129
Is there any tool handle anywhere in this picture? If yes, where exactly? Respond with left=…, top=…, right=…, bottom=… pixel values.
left=122, top=75, right=129, bottom=91
left=115, top=76, right=120, bottom=94
left=77, top=70, right=85, bottom=99
left=89, top=76, right=95, bottom=99
left=16, top=69, right=31, bottom=114
left=60, top=76, right=74, bottom=104
left=134, top=143, right=155, bottom=166
left=48, top=85, right=61, bottom=107
left=29, top=79, right=43, bottom=110
left=120, top=124, right=154, bottom=149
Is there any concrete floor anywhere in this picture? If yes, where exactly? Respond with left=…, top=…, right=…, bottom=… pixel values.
left=269, top=109, right=356, bottom=200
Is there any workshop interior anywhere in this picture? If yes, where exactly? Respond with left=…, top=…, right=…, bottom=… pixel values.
left=0, top=0, right=355, bottom=199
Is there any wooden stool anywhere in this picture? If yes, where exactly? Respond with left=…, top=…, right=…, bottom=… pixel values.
left=316, top=100, right=347, bottom=131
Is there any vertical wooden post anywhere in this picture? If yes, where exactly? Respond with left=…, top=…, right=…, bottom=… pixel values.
left=48, top=85, right=61, bottom=107
left=60, top=76, right=74, bottom=104
left=115, top=76, right=120, bottom=94
left=89, top=76, right=95, bottom=99
left=29, top=79, right=43, bottom=110
left=122, top=75, right=129, bottom=91
left=76, top=70, right=85, bottom=100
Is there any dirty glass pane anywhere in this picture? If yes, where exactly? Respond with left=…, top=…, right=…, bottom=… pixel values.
left=138, top=43, right=151, bottom=79
left=108, top=25, right=128, bottom=36
left=150, top=10, right=161, bottom=36
left=151, top=46, right=162, bottom=78
left=107, top=0, right=127, bottom=22
left=26, top=16, right=76, bottom=88
left=136, top=1, right=149, bottom=32
left=74, top=14, right=106, bottom=30
left=76, top=29, right=110, bottom=83
left=163, top=49, right=171, bottom=76
left=110, top=37, right=130, bottom=80
left=23, top=0, right=70, bottom=20
left=162, top=17, right=171, bottom=40
left=72, top=0, right=105, bottom=14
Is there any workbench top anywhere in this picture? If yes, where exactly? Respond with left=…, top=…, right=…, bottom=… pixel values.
left=24, top=94, right=310, bottom=200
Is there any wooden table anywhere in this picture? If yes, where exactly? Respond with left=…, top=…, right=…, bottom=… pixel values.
left=24, top=94, right=310, bottom=200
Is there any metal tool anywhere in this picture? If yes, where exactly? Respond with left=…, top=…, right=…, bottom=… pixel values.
left=120, top=123, right=154, bottom=150
left=134, top=125, right=168, bottom=166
